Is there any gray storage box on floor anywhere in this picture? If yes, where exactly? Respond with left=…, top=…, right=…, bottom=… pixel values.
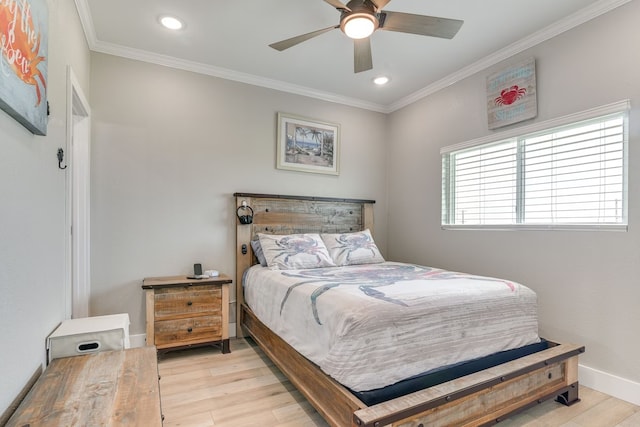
left=47, top=313, right=131, bottom=363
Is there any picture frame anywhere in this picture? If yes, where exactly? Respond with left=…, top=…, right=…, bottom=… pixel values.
left=486, top=57, right=537, bottom=130
left=0, top=0, right=49, bottom=135
left=276, top=112, right=340, bottom=175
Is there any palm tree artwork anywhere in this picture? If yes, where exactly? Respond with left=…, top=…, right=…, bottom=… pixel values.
left=285, top=122, right=334, bottom=167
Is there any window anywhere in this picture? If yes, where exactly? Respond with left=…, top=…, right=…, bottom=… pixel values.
left=441, top=101, right=629, bottom=230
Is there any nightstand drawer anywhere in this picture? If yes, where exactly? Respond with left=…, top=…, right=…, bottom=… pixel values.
left=154, top=316, right=222, bottom=348
left=154, top=286, right=222, bottom=320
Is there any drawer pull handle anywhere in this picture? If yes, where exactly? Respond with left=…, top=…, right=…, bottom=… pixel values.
left=187, top=327, right=193, bottom=333
left=187, top=301, right=193, bottom=306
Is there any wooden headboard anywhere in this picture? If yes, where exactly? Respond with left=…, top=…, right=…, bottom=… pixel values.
left=234, top=192, right=375, bottom=332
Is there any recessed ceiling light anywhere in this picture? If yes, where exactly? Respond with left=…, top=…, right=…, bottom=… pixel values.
left=373, top=76, right=390, bottom=85
left=160, top=16, right=183, bottom=30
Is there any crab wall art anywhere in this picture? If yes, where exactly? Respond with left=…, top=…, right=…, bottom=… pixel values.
left=486, top=57, right=537, bottom=130
left=0, top=0, right=48, bottom=135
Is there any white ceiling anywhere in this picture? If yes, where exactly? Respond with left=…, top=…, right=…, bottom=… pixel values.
left=75, top=0, right=626, bottom=113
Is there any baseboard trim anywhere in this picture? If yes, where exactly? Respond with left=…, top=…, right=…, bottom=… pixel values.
left=129, top=333, right=146, bottom=348
left=579, top=364, right=640, bottom=406
left=0, top=365, right=43, bottom=426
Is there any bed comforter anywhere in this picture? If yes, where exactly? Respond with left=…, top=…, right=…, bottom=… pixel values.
left=243, top=261, right=540, bottom=392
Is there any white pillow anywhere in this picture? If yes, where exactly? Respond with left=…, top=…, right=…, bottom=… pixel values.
left=257, top=233, right=336, bottom=270
left=321, top=229, right=385, bottom=266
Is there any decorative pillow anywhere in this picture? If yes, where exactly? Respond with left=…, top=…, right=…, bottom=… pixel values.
left=321, top=229, right=385, bottom=266
left=257, top=233, right=336, bottom=270
left=250, top=239, right=267, bottom=267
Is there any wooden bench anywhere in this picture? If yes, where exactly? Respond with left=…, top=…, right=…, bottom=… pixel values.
left=6, top=346, right=162, bottom=426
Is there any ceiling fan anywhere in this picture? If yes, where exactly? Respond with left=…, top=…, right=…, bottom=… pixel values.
left=269, top=0, right=464, bottom=73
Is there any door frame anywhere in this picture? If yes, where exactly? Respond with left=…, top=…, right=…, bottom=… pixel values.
left=64, top=66, right=91, bottom=319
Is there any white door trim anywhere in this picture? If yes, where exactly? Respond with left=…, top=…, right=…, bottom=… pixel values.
left=65, top=66, right=91, bottom=319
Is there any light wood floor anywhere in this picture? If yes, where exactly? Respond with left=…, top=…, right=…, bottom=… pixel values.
left=157, top=338, right=640, bottom=427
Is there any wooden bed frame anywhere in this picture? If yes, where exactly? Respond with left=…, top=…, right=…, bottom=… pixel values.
left=234, top=192, right=584, bottom=427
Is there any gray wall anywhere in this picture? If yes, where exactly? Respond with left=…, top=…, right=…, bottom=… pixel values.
left=386, top=1, right=640, bottom=383
left=3, top=0, right=637, bottom=416
left=0, top=0, right=90, bottom=415
left=89, top=53, right=389, bottom=338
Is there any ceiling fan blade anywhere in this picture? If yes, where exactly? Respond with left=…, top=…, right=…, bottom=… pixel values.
left=269, top=25, right=339, bottom=51
left=323, top=0, right=350, bottom=11
left=370, top=0, right=391, bottom=11
left=380, top=11, right=463, bottom=39
left=354, top=38, right=373, bottom=73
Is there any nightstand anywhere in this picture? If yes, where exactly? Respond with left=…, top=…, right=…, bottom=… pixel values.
left=142, top=274, right=232, bottom=354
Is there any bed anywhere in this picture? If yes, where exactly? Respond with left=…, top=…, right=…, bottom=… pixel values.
left=234, top=192, right=584, bottom=427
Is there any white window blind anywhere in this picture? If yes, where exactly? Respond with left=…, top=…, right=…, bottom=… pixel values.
left=448, top=140, right=518, bottom=225
left=441, top=101, right=629, bottom=230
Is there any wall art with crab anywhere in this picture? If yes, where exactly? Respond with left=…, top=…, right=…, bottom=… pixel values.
left=486, top=57, right=536, bottom=130
left=0, top=0, right=48, bottom=135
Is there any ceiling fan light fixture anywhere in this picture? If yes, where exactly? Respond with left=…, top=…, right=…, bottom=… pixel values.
left=342, top=14, right=377, bottom=39
left=269, top=1, right=463, bottom=74
left=159, top=16, right=184, bottom=30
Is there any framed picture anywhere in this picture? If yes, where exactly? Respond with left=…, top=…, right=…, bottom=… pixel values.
left=486, top=57, right=537, bottom=130
left=276, top=112, right=340, bottom=175
left=0, top=0, right=49, bottom=135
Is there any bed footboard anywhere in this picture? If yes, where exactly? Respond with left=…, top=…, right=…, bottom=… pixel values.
left=353, top=343, right=583, bottom=427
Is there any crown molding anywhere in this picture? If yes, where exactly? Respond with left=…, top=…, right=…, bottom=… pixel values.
left=90, top=40, right=389, bottom=113
left=73, top=0, right=97, bottom=47
left=387, top=0, right=632, bottom=112
left=75, top=0, right=629, bottom=114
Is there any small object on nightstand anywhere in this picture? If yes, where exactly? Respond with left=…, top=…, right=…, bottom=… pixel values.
left=142, top=274, right=232, bottom=355
left=193, top=263, right=203, bottom=276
